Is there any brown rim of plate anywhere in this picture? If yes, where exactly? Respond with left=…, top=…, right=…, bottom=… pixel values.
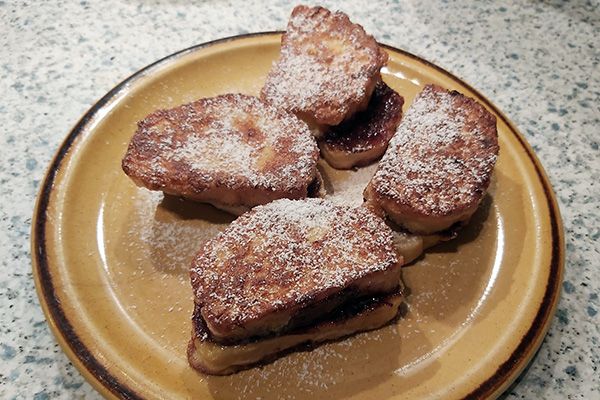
left=31, top=32, right=564, bottom=400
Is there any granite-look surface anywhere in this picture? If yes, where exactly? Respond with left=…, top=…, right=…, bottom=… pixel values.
left=1, top=0, right=598, bottom=398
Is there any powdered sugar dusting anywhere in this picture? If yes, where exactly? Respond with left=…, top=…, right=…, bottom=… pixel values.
left=372, top=85, right=498, bottom=215
left=123, top=93, right=319, bottom=193
left=261, top=6, right=386, bottom=125
left=321, top=161, right=379, bottom=207
left=191, top=198, right=399, bottom=329
left=125, top=189, right=227, bottom=277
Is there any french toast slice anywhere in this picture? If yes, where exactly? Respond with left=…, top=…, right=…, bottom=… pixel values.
left=188, top=291, right=403, bottom=375
left=189, top=198, right=403, bottom=344
left=365, top=84, right=499, bottom=234
left=319, top=82, right=404, bottom=169
left=122, top=94, right=320, bottom=214
left=261, top=5, right=388, bottom=129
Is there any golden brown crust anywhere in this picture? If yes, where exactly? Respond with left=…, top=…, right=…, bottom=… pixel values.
left=260, top=5, right=388, bottom=126
left=319, top=82, right=404, bottom=169
left=366, top=84, right=499, bottom=234
left=189, top=198, right=402, bottom=342
left=121, top=94, right=319, bottom=209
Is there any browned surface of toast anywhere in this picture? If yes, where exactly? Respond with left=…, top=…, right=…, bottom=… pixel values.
left=190, top=198, right=402, bottom=343
left=260, top=5, right=388, bottom=127
left=319, top=82, right=404, bottom=169
left=122, top=94, right=319, bottom=209
left=365, top=84, right=498, bottom=234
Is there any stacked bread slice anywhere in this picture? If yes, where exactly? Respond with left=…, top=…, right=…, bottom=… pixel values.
left=261, top=5, right=403, bottom=169
left=122, top=94, right=320, bottom=215
left=188, top=199, right=404, bottom=374
left=364, top=84, right=499, bottom=235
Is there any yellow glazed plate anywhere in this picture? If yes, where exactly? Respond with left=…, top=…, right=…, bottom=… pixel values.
left=32, top=33, right=564, bottom=400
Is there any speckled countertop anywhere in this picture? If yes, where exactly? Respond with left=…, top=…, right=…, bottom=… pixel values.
left=1, top=0, right=598, bottom=398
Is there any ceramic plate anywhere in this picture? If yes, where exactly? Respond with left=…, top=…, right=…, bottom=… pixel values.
left=32, top=33, right=564, bottom=400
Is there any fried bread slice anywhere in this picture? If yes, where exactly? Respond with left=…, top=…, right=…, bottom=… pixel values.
left=189, top=198, right=403, bottom=344
left=365, top=84, right=499, bottom=234
left=122, top=94, right=320, bottom=214
left=188, top=291, right=403, bottom=375
left=261, top=5, right=388, bottom=129
left=319, top=82, right=404, bottom=169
